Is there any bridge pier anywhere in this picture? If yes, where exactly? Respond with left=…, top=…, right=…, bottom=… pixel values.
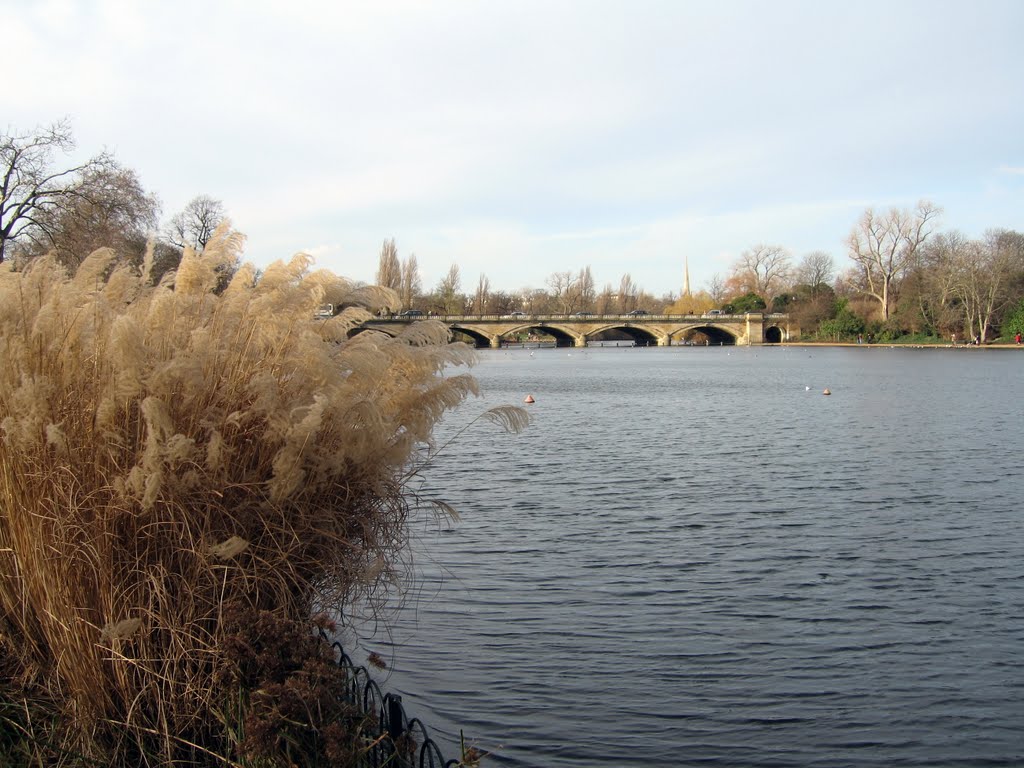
left=658, top=335, right=671, bottom=347
left=490, top=335, right=501, bottom=349
left=575, top=336, right=588, bottom=348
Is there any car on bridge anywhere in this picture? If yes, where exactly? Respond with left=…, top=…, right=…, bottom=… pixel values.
left=573, top=311, right=594, bottom=317
left=626, top=309, right=649, bottom=316
left=503, top=311, right=528, bottom=319
left=399, top=309, right=425, bottom=318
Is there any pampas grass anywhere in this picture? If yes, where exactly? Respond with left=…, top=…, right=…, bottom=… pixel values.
left=0, top=227, right=518, bottom=764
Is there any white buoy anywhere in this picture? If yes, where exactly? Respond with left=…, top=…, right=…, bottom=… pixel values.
left=823, top=388, right=831, bottom=396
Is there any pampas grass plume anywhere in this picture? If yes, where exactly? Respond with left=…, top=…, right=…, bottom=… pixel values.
left=0, top=225, right=525, bottom=765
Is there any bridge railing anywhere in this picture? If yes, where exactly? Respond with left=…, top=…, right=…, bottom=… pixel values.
left=377, top=312, right=787, bottom=323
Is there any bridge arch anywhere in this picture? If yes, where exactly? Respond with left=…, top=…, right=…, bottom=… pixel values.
left=502, top=323, right=584, bottom=348
left=764, top=325, right=784, bottom=343
left=448, top=324, right=497, bottom=348
left=668, top=323, right=738, bottom=346
left=588, top=323, right=664, bottom=346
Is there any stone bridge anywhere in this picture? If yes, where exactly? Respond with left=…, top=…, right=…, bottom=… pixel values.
left=360, top=312, right=796, bottom=348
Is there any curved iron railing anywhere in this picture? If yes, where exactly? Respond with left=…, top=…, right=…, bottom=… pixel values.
left=322, top=633, right=464, bottom=768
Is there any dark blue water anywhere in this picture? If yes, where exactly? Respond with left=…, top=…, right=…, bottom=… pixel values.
left=350, top=346, right=1024, bottom=767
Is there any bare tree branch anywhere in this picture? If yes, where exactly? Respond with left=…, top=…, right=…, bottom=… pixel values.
left=846, top=201, right=941, bottom=320
left=166, top=195, right=225, bottom=253
left=732, top=244, right=792, bottom=300
left=1, top=119, right=126, bottom=264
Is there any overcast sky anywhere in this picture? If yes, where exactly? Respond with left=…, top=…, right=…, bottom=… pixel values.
left=7, top=0, right=1024, bottom=296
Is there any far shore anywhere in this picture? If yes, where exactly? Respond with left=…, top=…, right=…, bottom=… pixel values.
left=779, top=341, right=1023, bottom=349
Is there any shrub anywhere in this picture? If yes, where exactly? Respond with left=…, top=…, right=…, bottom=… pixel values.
left=728, top=292, right=767, bottom=313
left=817, top=305, right=865, bottom=341
left=1002, top=298, right=1024, bottom=339
left=0, top=230, right=523, bottom=763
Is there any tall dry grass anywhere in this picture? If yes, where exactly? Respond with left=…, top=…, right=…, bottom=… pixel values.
left=0, top=229, right=523, bottom=764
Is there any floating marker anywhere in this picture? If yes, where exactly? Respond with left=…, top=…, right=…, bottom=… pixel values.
left=524, top=394, right=535, bottom=404
left=823, top=388, right=831, bottom=396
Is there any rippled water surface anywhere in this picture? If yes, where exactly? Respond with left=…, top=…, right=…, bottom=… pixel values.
left=352, top=346, right=1024, bottom=767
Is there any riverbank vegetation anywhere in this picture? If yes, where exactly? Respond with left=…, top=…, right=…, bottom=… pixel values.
left=0, top=224, right=531, bottom=764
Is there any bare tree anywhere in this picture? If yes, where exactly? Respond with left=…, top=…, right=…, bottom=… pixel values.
left=795, top=251, right=834, bottom=290
left=596, top=283, right=615, bottom=314
left=375, top=238, right=401, bottom=290
left=733, top=244, right=792, bottom=301
left=909, top=231, right=969, bottom=334
left=547, top=270, right=580, bottom=314
left=952, top=229, right=1024, bottom=342
left=487, top=290, right=518, bottom=315
left=577, top=266, right=596, bottom=311
left=846, top=200, right=941, bottom=321
left=618, top=273, right=638, bottom=312
left=399, top=253, right=421, bottom=309
left=520, top=287, right=551, bottom=314
left=26, top=162, right=159, bottom=269
left=1, top=119, right=126, bottom=265
left=167, top=195, right=225, bottom=253
left=707, top=273, right=726, bottom=304
left=474, top=273, right=491, bottom=314
left=436, top=263, right=462, bottom=315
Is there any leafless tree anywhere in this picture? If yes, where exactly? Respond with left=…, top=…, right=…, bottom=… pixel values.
left=547, top=270, right=580, bottom=314
left=795, top=251, right=834, bottom=289
left=577, top=266, right=596, bottom=311
left=596, top=284, right=615, bottom=314
left=399, top=253, right=421, bottom=309
left=846, top=200, right=941, bottom=321
left=618, top=273, right=638, bottom=312
left=375, top=238, right=401, bottom=290
left=436, top=263, right=462, bottom=315
left=707, top=273, right=726, bottom=304
left=952, top=229, right=1024, bottom=342
left=487, top=290, right=518, bottom=315
left=167, top=195, right=225, bottom=253
left=908, top=231, right=969, bottom=333
left=26, top=162, right=159, bottom=270
left=520, top=287, right=551, bottom=314
left=474, top=273, right=491, bottom=314
left=1, top=119, right=133, bottom=265
left=733, top=244, right=792, bottom=301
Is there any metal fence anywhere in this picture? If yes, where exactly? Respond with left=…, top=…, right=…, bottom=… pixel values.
left=322, top=633, right=465, bottom=768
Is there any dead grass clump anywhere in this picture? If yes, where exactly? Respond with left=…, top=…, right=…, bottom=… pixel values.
left=0, top=228, right=497, bottom=764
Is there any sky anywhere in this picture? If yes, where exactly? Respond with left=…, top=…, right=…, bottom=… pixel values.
left=6, top=0, right=1024, bottom=297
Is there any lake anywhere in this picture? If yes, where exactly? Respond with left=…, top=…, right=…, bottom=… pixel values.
left=348, top=346, right=1024, bottom=767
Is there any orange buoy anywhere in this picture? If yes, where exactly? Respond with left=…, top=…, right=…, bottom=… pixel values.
left=524, top=394, right=535, bottom=404
left=823, top=388, right=831, bottom=396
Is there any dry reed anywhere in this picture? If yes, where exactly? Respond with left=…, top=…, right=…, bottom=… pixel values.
left=0, top=228, right=524, bottom=765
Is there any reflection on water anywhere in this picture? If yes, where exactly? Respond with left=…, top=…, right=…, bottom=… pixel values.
left=351, top=347, right=1024, bottom=767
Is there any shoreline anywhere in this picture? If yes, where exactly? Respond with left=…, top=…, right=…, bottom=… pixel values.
left=779, top=341, right=1023, bottom=349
